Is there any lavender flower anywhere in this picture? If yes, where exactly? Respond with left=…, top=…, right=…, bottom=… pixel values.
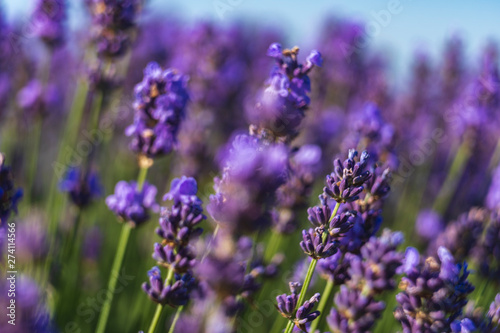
left=327, top=285, right=385, bottom=333
left=276, top=282, right=321, bottom=332
left=324, top=149, right=371, bottom=203
left=142, top=267, right=195, bottom=307
left=394, top=247, right=474, bottom=333
left=59, top=167, right=103, bottom=208
left=207, top=134, right=288, bottom=234
left=16, top=79, right=60, bottom=117
left=486, top=164, right=500, bottom=212
left=489, top=294, right=500, bottom=325
left=145, top=177, right=205, bottom=307
left=450, top=318, right=476, bottom=333
left=31, top=0, right=66, bottom=47
left=0, top=154, right=23, bottom=225
left=85, top=0, right=140, bottom=58
left=273, top=144, right=322, bottom=234
left=347, top=229, right=404, bottom=295
left=105, top=180, right=159, bottom=227
left=416, top=209, right=444, bottom=241
left=300, top=228, right=338, bottom=259
left=317, top=251, right=351, bottom=285
left=248, top=43, right=322, bottom=142
left=126, top=62, right=189, bottom=158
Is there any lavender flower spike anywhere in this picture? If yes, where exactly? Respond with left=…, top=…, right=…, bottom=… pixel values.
left=31, top=0, right=66, bottom=47
left=106, top=180, right=159, bottom=227
left=324, top=149, right=371, bottom=203
left=276, top=282, right=321, bottom=332
left=142, top=267, right=195, bottom=307
left=300, top=228, right=338, bottom=259
left=59, top=167, right=103, bottom=208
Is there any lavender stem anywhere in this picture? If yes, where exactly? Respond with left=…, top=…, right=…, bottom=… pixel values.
left=309, top=278, right=334, bottom=332
left=167, top=305, right=184, bottom=333
left=147, top=304, right=164, bottom=333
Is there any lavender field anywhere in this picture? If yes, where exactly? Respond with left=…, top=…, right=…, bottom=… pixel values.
left=1, top=1, right=500, bottom=332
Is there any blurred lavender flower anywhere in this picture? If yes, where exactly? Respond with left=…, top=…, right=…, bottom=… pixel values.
left=248, top=43, right=322, bottom=142
left=471, top=214, right=500, bottom=280
left=85, top=0, right=140, bottom=58
left=347, top=229, right=404, bottom=295
left=59, top=167, right=102, bottom=208
left=16, top=212, right=48, bottom=263
left=0, top=276, right=54, bottom=332
left=317, top=251, right=351, bottom=285
left=0, top=154, right=23, bottom=225
left=450, top=318, right=476, bottom=333
left=16, top=79, right=60, bottom=118
left=105, top=180, right=159, bottom=227
left=324, top=149, right=371, bottom=203
left=429, top=207, right=486, bottom=261
left=82, top=226, right=102, bottom=261
left=486, top=164, right=500, bottom=212
left=273, top=144, right=322, bottom=234
left=489, top=294, right=500, bottom=325
left=207, top=134, right=288, bottom=234
left=327, top=285, right=385, bottom=333
left=276, top=282, right=321, bottom=332
left=31, top=0, right=66, bottom=47
left=415, top=209, right=444, bottom=241
left=126, top=62, right=190, bottom=158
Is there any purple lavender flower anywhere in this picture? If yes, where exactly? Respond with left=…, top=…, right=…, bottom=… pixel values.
left=317, top=250, right=351, bottom=285
left=85, top=0, right=140, bottom=58
left=451, top=318, right=477, bottom=333
left=16, top=213, right=48, bottom=263
left=31, top=0, right=66, bottom=47
left=0, top=154, right=23, bottom=225
left=300, top=228, right=338, bottom=259
left=276, top=282, right=321, bottom=332
left=248, top=43, right=322, bottom=142
left=347, top=229, right=404, bottom=295
left=327, top=285, right=385, bottom=333
left=163, top=176, right=199, bottom=204
left=488, top=294, right=500, bottom=324
left=207, top=134, right=288, bottom=234
left=395, top=247, right=475, bottom=332
left=16, top=79, right=60, bottom=117
left=59, top=167, right=103, bottom=208
left=324, top=149, right=371, bottom=203
left=142, top=267, right=195, bottom=307
left=105, top=180, right=159, bottom=227
left=0, top=276, right=54, bottom=332
left=415, top=209, right=444, bottom=241
left=429, top=208, right=486, bottom=262
left=126, top=62, right=189, bottom=158
left=486, top=164, right=500, bottom=212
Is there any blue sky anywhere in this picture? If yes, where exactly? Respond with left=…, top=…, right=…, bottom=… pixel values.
left=5, top=0, right=500, bottom=77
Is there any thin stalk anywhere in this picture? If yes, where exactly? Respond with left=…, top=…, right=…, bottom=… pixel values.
left=148, top=304, right=165, bottom=333
left=308, top=278, right=334, bottom=332
left=95, top=223, right=132, bottom=333
left=95, top=165, right=149, bottom=333
left=201, top=224, right=219, bottom=262
left=264, top=231, right=282, bottom=262
left=432, top=140, right=471, bottom=214
left=284, top=259, right=318, bottom=333
left=167, top=305, right=184, bottom=333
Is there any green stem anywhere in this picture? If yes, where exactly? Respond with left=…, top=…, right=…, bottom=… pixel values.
left=264, top=231, right=282, bottom=263
left=432, top=140, right=471, bottom=214
left=148, top=304, right=165, bottom=333
left=167, top=305, right=184, bottom=333
left=137, top=165, right=148, bottom=191
left=309, top=278, right=334, bottom=332
left=95, top=223, right=132, bottom=333
left=284, top=259, right=318, bottom=333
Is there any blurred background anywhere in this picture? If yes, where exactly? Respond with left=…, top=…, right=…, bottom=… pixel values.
left=4, top=0, right=500, bottom=79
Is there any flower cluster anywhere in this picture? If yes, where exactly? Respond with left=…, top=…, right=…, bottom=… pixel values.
left=85, top=0, right=140, bottom=58
left=273, top=144, right=323, bottom=234
left=126, top=62, right=190, bottom=158
left=0, top=154, right=23, bottom=225
left=207, top=134, right=288, bottom=234
left=248, top=43, right=322, bottom=142
left=59, top=167, right=102, bottom=208
left=105, top=180, right=159, bottom=227
left=394, top=247, right=475, bottom=332
left=276, top=282, right=321, bottom=332
left=31, top=0, right=66, bottom=47
left=324, top=149, right=371, bottom=203
left=143, top=177, right=205, bottom=307
left=16, top=79, right=60, bottom=118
